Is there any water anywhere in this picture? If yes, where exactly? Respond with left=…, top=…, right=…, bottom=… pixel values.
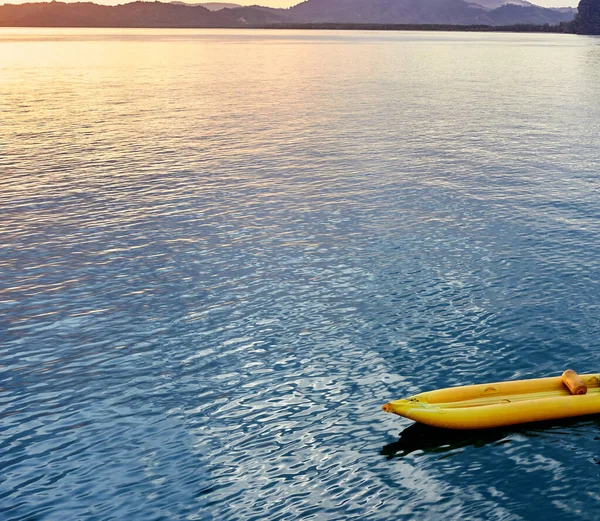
left=1, top=28, right=600, bottom=520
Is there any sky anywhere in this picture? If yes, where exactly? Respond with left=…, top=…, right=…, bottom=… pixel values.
left=0, top=0, right=579, bottom=9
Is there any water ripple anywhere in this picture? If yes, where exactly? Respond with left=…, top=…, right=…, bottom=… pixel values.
left=2, top=28, right=600, bottom=520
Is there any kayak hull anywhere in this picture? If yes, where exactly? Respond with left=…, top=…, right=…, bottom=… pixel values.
left=383, top=374, right=600, bottom=429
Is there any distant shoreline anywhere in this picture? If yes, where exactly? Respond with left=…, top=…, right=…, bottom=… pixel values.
left=0, top=23, right=571, bottom=33
left=244, top=23, right=571, bottom=32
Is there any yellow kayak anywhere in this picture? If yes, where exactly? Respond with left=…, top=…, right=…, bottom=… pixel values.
left=382, top=372, right=600, bottom=429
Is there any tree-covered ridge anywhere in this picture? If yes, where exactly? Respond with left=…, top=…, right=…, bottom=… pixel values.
left=573, top=0, right=600, bottom=33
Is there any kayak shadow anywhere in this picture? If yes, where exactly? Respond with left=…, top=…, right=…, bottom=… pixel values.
left=381, top=423, right=510, bottom=459
left=381, top=416, right=600, bottom=459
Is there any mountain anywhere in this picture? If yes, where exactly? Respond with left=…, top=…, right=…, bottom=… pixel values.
left=197, top=2, right=242, bottom=9
left=0, top=1, right=285, bottom=26
left=466, top=0, right=532, bottom=10
left=485, top=3, right=574, bottom=23
left=0, top=1, right=218, bottom=26
left=286, top=0, right=487, bottom=24
left=171, top=1, right=242, bottom=10
left=553, top=6, right=577, bottom=12
left=285, top=0, right=574, bottom=25
left=0, top=0, right=576, bottom=27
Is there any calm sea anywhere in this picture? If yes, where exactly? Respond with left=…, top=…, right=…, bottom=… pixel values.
left=2, top=28, right=600, bottom=520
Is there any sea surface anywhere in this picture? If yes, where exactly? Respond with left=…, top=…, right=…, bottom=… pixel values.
left=1, top=28, right=600, bottom=520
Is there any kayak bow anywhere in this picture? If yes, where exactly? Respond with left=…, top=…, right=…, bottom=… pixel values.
left=382, top=371, right=600, bottom=429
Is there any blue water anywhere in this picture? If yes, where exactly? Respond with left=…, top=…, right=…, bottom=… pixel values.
left=2, top=28, right=600, bottom=520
